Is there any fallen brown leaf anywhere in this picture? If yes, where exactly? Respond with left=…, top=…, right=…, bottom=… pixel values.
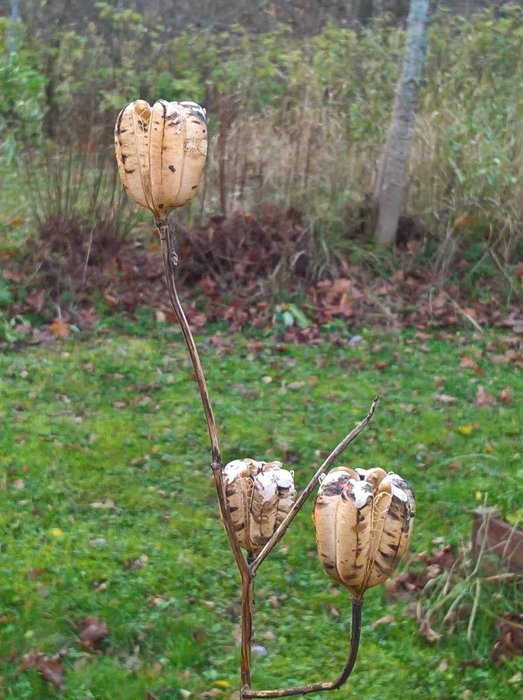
left=426, top=544, right=456, bottom=571
left=491, top=613, right=523, bottom=666
left=90, top=499, right=116, bottom=510
left=476, top=385, right=496, bottom=408
left=434, top=393, right=459, bottom=404
left=371, top=615, right=395, bottom=629
left=418, top=618, right=443, bottom=643
left=499, top=387, right=512, bottom=405
left=24, top=289, right=46, bottom=314
left=50, top=320, right=71, bottom=338
left=323, top=603, right=340, bottom=619
left=6, top=270, right=22, bottom=283
left=460, top=355, right=482, bottom=372
left=124, top=554, right=149, bottom=570
left=103, top=287, right=120, bottom=307
left=22, top=651, right=67, bottom=690
left=385, top=571, right=428, bottom=601
left=77, top=616, right=110, bottom=650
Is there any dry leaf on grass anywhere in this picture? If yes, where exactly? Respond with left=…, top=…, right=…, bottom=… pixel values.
left=418, top=618, right=443, bottom=643
left=77, top=616, right=110, bottom=650
left=476, top=386, right=496, bottom=407
left=385, top=571, right=428, bottom=601
left=499, top=387, right=512, bottom=405
left=323, top=603, right=340, bottom=619
left=90, top=499, right=116, bottom=510
left=22, top=651, right=67, bottom=690
left=491, top=613, right=523, bottom=666
left=124, top=554, right=149, bottom=570
left=24, top=290, right=46, bottom=314
left=460, top=355, right=477, bottom=369
left=371, top=615, right=395, bottom=629
left=50, top=320, right=71, bottom=338
left=426, top=544, right=456, bottom=572
left=434, top=393, right=459, bottom=404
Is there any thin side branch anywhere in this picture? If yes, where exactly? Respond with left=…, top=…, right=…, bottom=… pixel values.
left=156, top=219, right=248, bottom=577
left=251, top=396, right=379, bottom=574
left=241, top=596, right=364, bottom=698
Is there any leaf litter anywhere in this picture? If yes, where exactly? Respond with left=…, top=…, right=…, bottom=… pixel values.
left=3, top=207, right=523, bottom=347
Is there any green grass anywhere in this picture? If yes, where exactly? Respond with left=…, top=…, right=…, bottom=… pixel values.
left=0, top=323, right=521, bottom=699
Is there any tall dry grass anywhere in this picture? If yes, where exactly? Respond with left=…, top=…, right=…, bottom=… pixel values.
left=6, top=4, right=523, bottom=294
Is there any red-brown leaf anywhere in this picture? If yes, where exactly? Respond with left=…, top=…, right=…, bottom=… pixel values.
left=499, top=387, right=512, bottom=405
left=476, top=385, right=496, bottom=407
left=77, top=616, right=110, bottom=650
left=50, top=320, right=71, bottom=338
left=22, top=652, right=67, bottom=691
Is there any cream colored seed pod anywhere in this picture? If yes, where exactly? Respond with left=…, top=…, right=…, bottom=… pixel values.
left=224, top=459, right=297, bottom=557
left=114, top=99, right=207, bottom=219
left=313, top=466, right=415, bottom=597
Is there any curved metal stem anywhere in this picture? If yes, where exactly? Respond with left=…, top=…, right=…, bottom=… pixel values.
left=240, top=572, right=255, bottom=688
left=241, top=596, right=364, bottom=698
left=156, top=219, right=248, bottom=577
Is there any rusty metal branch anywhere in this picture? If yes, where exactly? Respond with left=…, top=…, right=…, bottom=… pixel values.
left=251, top=396, right=379, bottom=575
left=241, top=596, right=364, bottom=698
left=156, top=219, right=248, bottom=577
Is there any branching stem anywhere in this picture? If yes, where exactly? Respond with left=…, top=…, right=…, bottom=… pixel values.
left=157, top=217, right=375, bottom=697
left=241, top=597, right=364, bottom=698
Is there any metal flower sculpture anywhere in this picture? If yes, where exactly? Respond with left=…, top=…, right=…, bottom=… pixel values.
left=115, top=98, right=413, bottom=699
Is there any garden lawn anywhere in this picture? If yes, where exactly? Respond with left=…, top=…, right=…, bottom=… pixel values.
left=0, top=324, right=521, bottom=700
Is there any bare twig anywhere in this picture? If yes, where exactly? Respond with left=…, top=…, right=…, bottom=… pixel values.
left=241, top=596, right=364, bottom=698
left=251, top=395, right=380, bottom=574
left=156, top=219, right=220, bottom=460
left=81, top=225, right=95, bottom=293
left=443, top=291, right=483, bottom=334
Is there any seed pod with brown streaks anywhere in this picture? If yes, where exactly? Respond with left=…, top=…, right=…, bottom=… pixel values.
left=223, top=459, right=297, bottom=557
left=313, top=466, right=415, bottom=597
left=114, top=99, right=207, bottom=219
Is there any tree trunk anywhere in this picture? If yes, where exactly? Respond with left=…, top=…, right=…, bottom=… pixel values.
left=373, top=0, right=430, bottom=246
left=7, top=0, right=20, bottom=55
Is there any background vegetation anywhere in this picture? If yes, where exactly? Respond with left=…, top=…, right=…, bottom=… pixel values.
left=1, top=2, right=522, bottom=300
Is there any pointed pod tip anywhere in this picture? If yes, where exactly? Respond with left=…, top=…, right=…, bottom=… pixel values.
left=134, top=100, right=152, bottom=122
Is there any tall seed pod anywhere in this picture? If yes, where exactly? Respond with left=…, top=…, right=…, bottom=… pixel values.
left=224, top=459, right=297, bottom=557
left=313, top=466, right=415, bottom=597
left=114, top=99, right=207, bottom=219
